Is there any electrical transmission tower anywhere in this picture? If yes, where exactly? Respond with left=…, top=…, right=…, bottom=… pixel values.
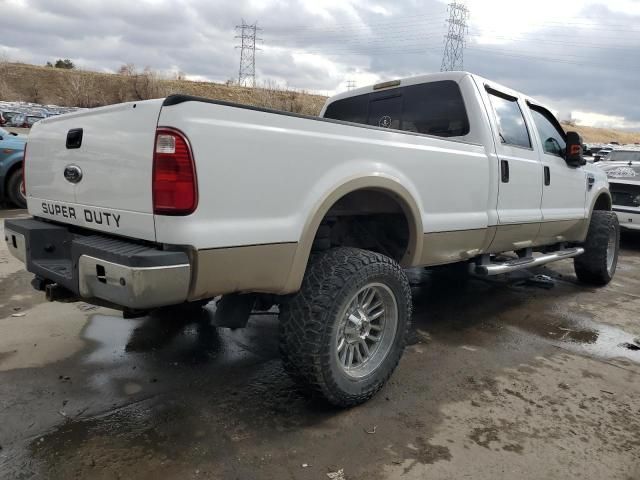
left=235, top=20, right=261, bottom=87
left=346, top=79, right=356, bottom=91
left=440, top=2, right=469, bottom=72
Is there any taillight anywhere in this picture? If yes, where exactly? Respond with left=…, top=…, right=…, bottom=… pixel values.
left=21, top=143, right=27, bottom=196
left=152, top=128, right=197, bottom=215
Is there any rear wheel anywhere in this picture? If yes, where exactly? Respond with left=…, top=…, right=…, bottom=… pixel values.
left=7, top=169, right=26, bottom=209
left=279, top=247, right=412, bottom=407
left=574, top=210, right=619, bottom=285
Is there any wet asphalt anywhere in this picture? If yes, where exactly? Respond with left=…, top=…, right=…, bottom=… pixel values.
left=1, top=208, right=639, bottom=479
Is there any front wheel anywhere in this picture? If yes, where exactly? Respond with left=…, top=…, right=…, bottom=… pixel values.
left=279, top=247, right=412, bottom=407
left=7, top=169, right=27, bottom=209
left=574, top=210, right=620, bottom=286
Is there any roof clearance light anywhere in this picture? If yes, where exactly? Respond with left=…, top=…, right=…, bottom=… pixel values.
left=373, top=80, right=401, bottom=90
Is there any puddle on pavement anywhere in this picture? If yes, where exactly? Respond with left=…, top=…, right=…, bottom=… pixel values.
left=406, top=266, right=640, bottom=365
left=537, top=318, right=640, bottom=363
left=504, top=314, right=640, bottom=363
left=82, top=306, right=279, bottom=367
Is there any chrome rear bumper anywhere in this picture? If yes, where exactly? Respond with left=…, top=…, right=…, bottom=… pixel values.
left=4, top=218, right=191, bottom=310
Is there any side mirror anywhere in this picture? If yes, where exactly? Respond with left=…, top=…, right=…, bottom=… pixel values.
left=565, top=131, right=586, bottom=167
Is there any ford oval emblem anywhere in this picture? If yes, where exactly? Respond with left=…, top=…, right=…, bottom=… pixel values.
left=64, top=165, right=83, bottom=184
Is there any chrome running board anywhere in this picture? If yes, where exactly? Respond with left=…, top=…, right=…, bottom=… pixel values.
left=475, top=247, right=585, bottom=276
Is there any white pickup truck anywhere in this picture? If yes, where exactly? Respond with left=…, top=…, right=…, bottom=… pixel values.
left=4, top=72, right=619, bottom=407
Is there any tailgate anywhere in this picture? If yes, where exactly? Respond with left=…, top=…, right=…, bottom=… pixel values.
left=25, top=100, right=163, bottom=241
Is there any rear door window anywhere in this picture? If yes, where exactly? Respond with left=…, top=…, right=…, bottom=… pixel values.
left=486, top=89, right=531, bottom=149
left=323, top=80, right=470, bottom=138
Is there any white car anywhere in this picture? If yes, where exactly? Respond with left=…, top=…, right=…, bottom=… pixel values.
left=4, top=72, right=619, bottom=406
left=598, top=149, right=640, bottom=230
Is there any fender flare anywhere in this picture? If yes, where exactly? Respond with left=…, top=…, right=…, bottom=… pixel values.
left=280, top=175, right=423, bottom=293
left=578, top=187, right=612, bottom=241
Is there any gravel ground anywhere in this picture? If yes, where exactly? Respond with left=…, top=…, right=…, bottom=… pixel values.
left=1, top=208, right=639, bottom=479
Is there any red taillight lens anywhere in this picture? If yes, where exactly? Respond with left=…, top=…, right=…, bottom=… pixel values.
left=152, top=128, right=197, bottom=215
left=21, top=143, right=27, bottom=196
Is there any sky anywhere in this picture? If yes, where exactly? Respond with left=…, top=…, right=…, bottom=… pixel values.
left=1, top=0, right=640, bottom=129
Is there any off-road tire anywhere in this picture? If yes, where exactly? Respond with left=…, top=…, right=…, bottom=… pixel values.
left=574, top=210, right=620, bottom=286
left=7, top=169, right=26, bottom=209
left=279, top=247, right=412, bottom=407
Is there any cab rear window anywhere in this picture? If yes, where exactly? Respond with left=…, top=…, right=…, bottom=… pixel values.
left=323, top=80, right=470, bottom=138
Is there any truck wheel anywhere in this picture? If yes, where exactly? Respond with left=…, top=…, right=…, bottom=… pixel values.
left=574, top=210, right=620, bottom=286
left=7, top=169, right=27, bottom=209
left=279, top=247, right=412, bottom=407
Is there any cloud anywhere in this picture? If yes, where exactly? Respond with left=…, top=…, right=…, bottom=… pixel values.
left=0, top=0, right=639, bottom=128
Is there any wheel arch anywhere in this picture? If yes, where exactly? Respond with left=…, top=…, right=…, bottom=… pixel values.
left=577, top=188, right=612, bottom=241
left=281, top=175, right=423, bottom=293
left=1, top=156, right=23, bottom=199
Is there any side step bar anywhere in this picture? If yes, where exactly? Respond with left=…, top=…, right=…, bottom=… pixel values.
left=475, top=247, right=585, bottom=276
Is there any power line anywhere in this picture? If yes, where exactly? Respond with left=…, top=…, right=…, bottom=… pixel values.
left=441, top=1, right=469, bottom=71
left=346, top=79, right=357, bottom=90
left=235, top=20, right=262, bottom=87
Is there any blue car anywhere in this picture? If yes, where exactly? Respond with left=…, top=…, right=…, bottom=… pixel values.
left=0, top=126, right=27, bottom=208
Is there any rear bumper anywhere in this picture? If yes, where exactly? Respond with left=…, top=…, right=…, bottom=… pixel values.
left=613, top=207, right=640, bottom=231
left=4, top=218, right=191, bottom=309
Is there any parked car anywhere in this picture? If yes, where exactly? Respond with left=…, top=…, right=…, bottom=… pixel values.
left=594, top=147, right=614, bottom=162
left=8, top=113, right=27, bottom=128
left=0, top=126, right=27, bottom=208
left=1, top=111, right=21, bottom=126
left=598, top=149, right=640, bottom=231
left=582, top=144, right=595, bottom=163
left=25, top=115, right=45, bottom=127
left=5, top=72, right=618, bottom=407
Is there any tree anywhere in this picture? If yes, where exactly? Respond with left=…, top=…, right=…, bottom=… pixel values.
left=53, top=59, right=75, bottom=69
left=118, top=63, right=137, bottom=76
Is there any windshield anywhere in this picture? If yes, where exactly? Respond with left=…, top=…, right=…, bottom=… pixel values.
left=604, top=151, right=640, bottom=162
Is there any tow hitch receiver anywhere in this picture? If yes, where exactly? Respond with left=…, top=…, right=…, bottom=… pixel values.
left=45, top=283, right=78, bottom=302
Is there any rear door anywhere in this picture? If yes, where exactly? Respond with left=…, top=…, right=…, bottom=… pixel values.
left=482, top=85, right=543, bottom=249
left=526, top=103, right=587, bottom=234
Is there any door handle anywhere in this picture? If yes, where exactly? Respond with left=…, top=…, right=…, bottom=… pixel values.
left=544, top=166, right=551, bottom=186
left=500, top=160, right=510, bottom=183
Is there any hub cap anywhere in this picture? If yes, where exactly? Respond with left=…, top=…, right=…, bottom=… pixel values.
left=335, top=283, right=398, bottom=379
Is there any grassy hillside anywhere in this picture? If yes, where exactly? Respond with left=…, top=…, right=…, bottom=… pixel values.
left=2, top=62, right=639, bottom=143
left=0, top=62, right=326, bottom=115
left=561, top=124, right=640, bottom=145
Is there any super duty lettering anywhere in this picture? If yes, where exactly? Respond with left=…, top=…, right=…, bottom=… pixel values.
left=42, top=203, right=120, bottom=228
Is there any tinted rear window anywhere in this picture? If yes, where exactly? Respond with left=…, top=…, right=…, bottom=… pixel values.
left=323, top=80, right=470, bottom=138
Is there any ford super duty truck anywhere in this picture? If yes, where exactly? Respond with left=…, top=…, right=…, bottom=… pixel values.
left=4, top=72, right=619, bottom=407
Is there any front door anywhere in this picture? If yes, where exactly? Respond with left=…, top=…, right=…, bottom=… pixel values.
left=526, top=103, right=587, bottom=243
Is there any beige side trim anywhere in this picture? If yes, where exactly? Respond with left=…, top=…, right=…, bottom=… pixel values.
left=188, top=243, right=297, bottom=300
left=535, top=219, right=586, bottom=246
left=487, top=223, right=541, bottom=252
left=419, top=228, right=495, bottom=266
left=281, top=175, right=424, bottom=293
